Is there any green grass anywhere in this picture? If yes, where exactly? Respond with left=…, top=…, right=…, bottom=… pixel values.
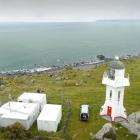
left=0, top=57, right=140, bottom=140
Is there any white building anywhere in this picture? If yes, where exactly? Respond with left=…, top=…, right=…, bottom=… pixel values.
left=0, top=101, right=40, bottom=130
left=100, top=57, right=130, bottom=122
left=37, top=104, right=62, bottom=132
left=17, top=92, right=47, bottom=111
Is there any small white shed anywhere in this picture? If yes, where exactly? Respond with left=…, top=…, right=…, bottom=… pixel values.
left=17, top=92, right=47, bottom=111
left=0, top=101, right=40, bottom=130
left=37, top=104, right=62, bottom=132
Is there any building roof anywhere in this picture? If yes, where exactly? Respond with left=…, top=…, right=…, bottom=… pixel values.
left=18, top=92, right=46, bottom=102
left=81, top=105, right=89, bottom=114
left=0, top=102, right=38, bottom=120
left=109, top=60, right=125, bottom=70
left=37, top=104, right=62, bottom=121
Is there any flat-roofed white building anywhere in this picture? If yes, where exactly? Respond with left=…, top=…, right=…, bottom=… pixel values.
left=17, top=92, right=47, bottom=111
left=0, top=101, right=40, bottom=130
left=37, top=104, right=62, bottom=132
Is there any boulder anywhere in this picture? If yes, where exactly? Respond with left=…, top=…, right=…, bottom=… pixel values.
left=75, top=83, right=79, bottom=86
left=95, top=123, right=116, bottom=140
left=0, top=100, right=2, bottom=106
left=82, top=73, right=91, bottom=77
left=29, top=79, right=35, bottom=84
left=0, top=84, right=5, bottom=90
left=48, top=73, right=54, bottom=77
left=120, top=112, right=140, bottom=136
left=97, top=55, right=105, bottom=60
left=65, top=77, right=69, bottom=80
left=55, top=77, right=64, bottom=81
left=137, top=135, right=140, bottom=140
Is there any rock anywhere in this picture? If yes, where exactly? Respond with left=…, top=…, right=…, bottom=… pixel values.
left=82, top=73, right=91, bottom=77
left=128, top=111, right=140, bottom=122
left=30, top=79, right=35, bottom=84
left=89, top=132, right=94, bottom=139
left=120, top=111, right=140, bottom=136
left=55, top=77, right=64, bottom=81
left=75, top=83, right=79, bottom=86
left=0, top=100, right=2, bottom=106
left=89, top=132, right=94, bottom=137
left=65, top=77, right=69, bottom=80
left=33, top=136, right=40, bottom=140
left=48, top=73, right=54, bottom=77
left=65, top=65, right=73, bottom=70
left=0, top=84, right=5, bottom=90
left=115, top=128, right=118, bottom=131
left=95, top=123, right=116, bottom=140
left=5, top=87, right=12, bottom=92
left=137, top=135, right=140, bottom=140
left=97, top=55, right=105, bottom=60
left=125, top=134, right=129, bottom=137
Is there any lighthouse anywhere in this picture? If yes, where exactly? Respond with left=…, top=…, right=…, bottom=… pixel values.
left=100, top=57, right=130, bottom=122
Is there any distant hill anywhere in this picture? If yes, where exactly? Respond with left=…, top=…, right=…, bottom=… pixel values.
left=96, top=19, right=140, bottom=23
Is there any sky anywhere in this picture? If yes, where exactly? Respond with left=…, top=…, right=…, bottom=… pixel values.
left=0, top=0, right=140, bottom=22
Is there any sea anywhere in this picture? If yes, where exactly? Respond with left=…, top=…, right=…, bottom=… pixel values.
left=0, top=21, right=140, bottom=72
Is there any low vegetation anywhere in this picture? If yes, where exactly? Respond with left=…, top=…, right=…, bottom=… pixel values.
left=0, top=57, right=140, bottom=140
left=0, top=123, right=32, bottom=140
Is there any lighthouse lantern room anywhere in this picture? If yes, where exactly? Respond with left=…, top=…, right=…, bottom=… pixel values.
left=100, top=56, right=130, bottom=122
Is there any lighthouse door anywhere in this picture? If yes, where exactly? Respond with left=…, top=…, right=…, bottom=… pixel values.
left=107, top=106, right=112, bottom=116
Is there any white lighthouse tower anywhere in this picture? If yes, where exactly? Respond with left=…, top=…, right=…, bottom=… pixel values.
left=100, top=57, right=130, bottom=122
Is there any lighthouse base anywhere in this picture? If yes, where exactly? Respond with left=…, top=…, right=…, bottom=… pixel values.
left=100, top=106, right=128, bottom=122
left=100, top=114, right=128, bottom=122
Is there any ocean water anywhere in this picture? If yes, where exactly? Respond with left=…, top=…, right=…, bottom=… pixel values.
left=0, top=21, right=140, bottom=71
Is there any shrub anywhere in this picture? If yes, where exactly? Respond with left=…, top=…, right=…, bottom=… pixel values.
left=64, top=80, right=76, bottom=86
left=65, top=66, right=73, bottom=70
left=2, top=123, right=32, bottom=140
left=0, top=77, right=4, bottom=86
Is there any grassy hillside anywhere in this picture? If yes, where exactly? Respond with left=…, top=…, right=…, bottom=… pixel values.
left=0, top=57, right=140, bottom=140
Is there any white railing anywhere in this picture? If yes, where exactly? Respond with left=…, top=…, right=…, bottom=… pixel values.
left=125, top=73, right=129, bottom=79
left=103, top=71, right=115, bottom=80
left=103, top=71, right=108, bottom=77
left=103, top=72, right=130, bottom=87
left=103, top=71, right=129, bottom=80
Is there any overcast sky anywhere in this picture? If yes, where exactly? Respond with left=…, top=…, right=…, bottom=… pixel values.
left=0, top=0, right=140, bottom=22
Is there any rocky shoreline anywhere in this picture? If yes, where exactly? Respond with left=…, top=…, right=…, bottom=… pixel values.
left=0, top=54, right=139, bottom=76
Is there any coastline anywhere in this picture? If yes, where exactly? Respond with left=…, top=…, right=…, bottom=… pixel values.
left=0, top=54, right=139, bottom=76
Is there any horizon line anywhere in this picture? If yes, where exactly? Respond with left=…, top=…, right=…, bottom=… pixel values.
left=0, top=18, right=140, bottom=23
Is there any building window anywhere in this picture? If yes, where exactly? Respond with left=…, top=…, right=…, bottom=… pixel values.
left=118, top=91, right=121, bottom=101
left=110, top=90, right=112, bottom=99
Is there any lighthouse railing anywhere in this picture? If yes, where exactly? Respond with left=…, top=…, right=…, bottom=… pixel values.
left=103, top=71, right=115, bottom=80
left=103, top=71, right=129, bottom=79
left=103, top=71, right=129, bottom=86
left=103, top=71, right=108, bottom=77
left=125, top=73, right=129, bottom=79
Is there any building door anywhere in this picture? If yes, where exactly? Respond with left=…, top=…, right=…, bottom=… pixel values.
left=107, top=106, right=112, bottom=116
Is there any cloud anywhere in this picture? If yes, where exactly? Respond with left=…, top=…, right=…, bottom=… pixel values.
left=0, top=0, right=140, bottom=21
